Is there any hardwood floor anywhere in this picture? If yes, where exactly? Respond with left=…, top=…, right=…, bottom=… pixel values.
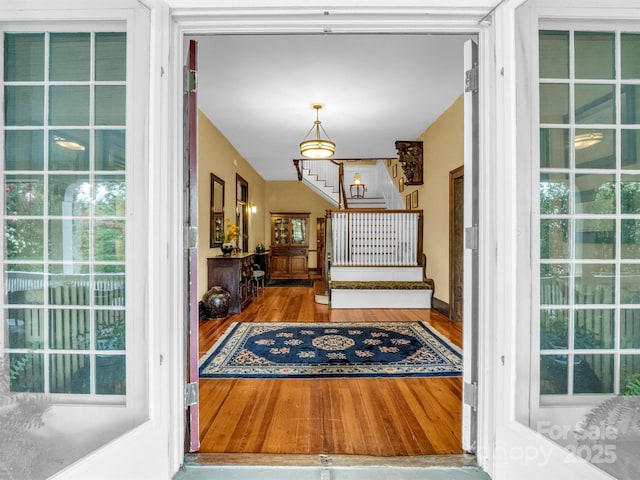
left=198, top=285, right=463, bottom=456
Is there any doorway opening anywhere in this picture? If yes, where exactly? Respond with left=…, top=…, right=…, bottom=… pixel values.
left=185, top=31, right=478, bottom=464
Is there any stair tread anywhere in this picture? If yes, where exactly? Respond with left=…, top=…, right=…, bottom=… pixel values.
left=331, top=280, right=431, bottom=290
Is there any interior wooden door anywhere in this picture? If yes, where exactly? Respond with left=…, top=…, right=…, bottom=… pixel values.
left=449, top=165, right=465, bottom=323
left=316, top=217, right=325, bottom=278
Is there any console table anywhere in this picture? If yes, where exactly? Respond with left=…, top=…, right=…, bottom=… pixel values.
left=207, top=253, right=254, bottom=313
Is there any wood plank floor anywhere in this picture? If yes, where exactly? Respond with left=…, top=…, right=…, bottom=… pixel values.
left=198, top=285, right=463, bottom=456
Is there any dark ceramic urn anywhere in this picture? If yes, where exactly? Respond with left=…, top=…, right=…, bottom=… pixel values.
left=201, top=286, right=231, bottom=319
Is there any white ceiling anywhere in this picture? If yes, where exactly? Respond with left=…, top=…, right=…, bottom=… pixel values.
left=192, top=33, right=475, bottom=180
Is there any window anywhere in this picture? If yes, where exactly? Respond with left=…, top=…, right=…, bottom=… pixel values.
left=3, top=31, right=128, bottom=397
left=537, top=29, right=640, bottom=402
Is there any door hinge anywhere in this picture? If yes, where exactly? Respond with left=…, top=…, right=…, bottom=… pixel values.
left=188, top=69, right=197, bottom=93
left=185, top=382, right=198, bottom=407
left=463, top=382, right=478, bottom=411
left=465, top=64, right=478, bottom=93
left=465, top=225, right=478, bottom=251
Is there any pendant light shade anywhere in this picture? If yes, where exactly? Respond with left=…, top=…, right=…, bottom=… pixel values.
left=299, top=104, right=335, bottom=159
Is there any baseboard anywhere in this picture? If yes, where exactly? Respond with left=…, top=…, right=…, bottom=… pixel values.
left=431, top=297, right=450, bottom=319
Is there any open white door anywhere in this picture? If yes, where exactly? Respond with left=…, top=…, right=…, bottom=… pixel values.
left=462, top=38, right=479, bottom=453
left=184, top=39, right=200, bottom=453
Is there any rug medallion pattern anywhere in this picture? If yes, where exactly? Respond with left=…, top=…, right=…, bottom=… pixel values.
left=199, top=322, right=462, bottom=378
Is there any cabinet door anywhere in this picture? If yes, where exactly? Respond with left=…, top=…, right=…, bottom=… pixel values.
left=290, top=217, right=308, bottom=245
left=290, top=254, right=308, bottom=276
left=270, top=254, right=289, bottom=277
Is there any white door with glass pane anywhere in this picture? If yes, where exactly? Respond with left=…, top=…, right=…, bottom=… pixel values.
left=533, top=24, right=640, bottom=478
left=2, top=26, right=147, bottom=479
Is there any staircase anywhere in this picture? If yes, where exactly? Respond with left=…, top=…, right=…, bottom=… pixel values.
left=330, top=266, right=432, bottom=309
left=327, top=210, right=433, bottom=310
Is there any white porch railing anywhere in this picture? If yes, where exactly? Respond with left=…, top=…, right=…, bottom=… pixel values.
left=331, top=210, right=420, bottom=266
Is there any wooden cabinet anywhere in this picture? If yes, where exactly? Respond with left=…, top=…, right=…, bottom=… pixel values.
left=270, top=213, right=309, bottom=280
left=207, top=253, right=254, bottom=313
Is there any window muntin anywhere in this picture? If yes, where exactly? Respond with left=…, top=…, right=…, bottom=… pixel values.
left=3, top=31, right=127, bottom=397
left=538, top=29, right=640, bottom=400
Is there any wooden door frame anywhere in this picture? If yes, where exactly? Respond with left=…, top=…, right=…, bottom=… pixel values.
left=449, top=165, right=465, bottom=323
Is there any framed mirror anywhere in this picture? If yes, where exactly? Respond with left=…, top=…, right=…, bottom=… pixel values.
left=210, top=174, right=225, bottom=247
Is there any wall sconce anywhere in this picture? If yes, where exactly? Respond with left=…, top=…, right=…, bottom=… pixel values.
left=249, top=203, right=257, bottom=214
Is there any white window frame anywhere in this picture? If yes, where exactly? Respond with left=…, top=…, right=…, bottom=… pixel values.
left=2, top=25, right=129, bottom=403
left=532, top=21, right=640, bottom=416
left=0, top=2, right=168, bottom=479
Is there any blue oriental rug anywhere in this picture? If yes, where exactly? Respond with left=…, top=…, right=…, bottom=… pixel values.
left=199, top=322, right=463, bottom=379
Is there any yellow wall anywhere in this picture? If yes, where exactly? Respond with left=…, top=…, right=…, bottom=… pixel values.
left=199, top=96, right=463, bottom=305
left=197, top=111, right=267, bottom=298
left=265, top=181, right=335, bottom=269
left=387, top=95, right=464, bottom=304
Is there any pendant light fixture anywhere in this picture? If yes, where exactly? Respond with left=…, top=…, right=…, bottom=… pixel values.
left=299, top=104, right=335, bottom=159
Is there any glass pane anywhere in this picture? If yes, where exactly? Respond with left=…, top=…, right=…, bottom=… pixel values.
left=5, top=175, right=44, bottom=216
left=95, top=86, right=125, bottom=126
left=621, top=220, right=640, bottom=258
left=574, top=354, right=614, bottom=393
left=575, top=32, right=615, bottom=80
left=621, top=309, right=640, bottom=349
left=4, top=130, right=44, bottom=170
left=575, top=84, right=615, bottom=124
left=95, top=175, right=126, bottom=216
left=622, top=33, right=640, bottom=79
left=49, top=86, right=90, bottom=126
left=96, top=355, right=126, bottom=394
left=8, top=352, right=44, bottom=392
left=49, top=354, right=90, bottom=394
left=540, top=83, right=570, bottom=124
left=95, top=130, right=126, bottom=170
left=620, top=355, right=640, bottom=394
left=540, top=172, right=569, bottom=214
left=49, top=33, right=90, bottom=81
left=4, top=33, right=44, bottom=81
left=620, top=264, right=640, bottom=304
left=49, top=309, right=91, bottom=350
left=540, top=128, right=569, bottom=168
left=539, top=31, right=569, bottom=79
left=95, top=32, right=126, bottom=81
left=574, top=129, right=615, bottom=169
left=575, top=264, right=614, bottom=305
left=622, top=130, right=640, bottom=169
left=540, top=355, right=568, bottom=394
left=49, top=130, right=90, bottom=170
left=48, top=219, right=90, bottom=262
left=541, top=264, right=570, bottom=304
left=95, top=266, right=125, bottom=305
left=541, top=309, right=569, bottom=349
left=575, top=219, right=615, bottom=260
left=4, top=86, right=44, bottom=126
left=621, top=84, right=640, bottom=124
left=574, top=309, right=614, bottom=349
left=6, top=265, right=44, bottom=305
left=48, top=175, right=91, bottom=216
left=95, top=220, right=125, bottom=261
left=540, top=220, right=569, bottom=259
left=5, top=219, right=44, bottom=260
left=96, top=311, right=125, bottom=349
left=5, top=308, right=44, bottom=348
left=48, top=270, right=91, bottom=305
left=575, top=174, right=615, bottom=214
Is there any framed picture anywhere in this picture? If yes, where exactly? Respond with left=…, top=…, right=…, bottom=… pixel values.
left=399, top=177, right=404, bottom=192
left=405, top=193, right=411, bottom=210
left=392, top=163, right=397, bottom=178
left=411, top=190, right=419, bottom=209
